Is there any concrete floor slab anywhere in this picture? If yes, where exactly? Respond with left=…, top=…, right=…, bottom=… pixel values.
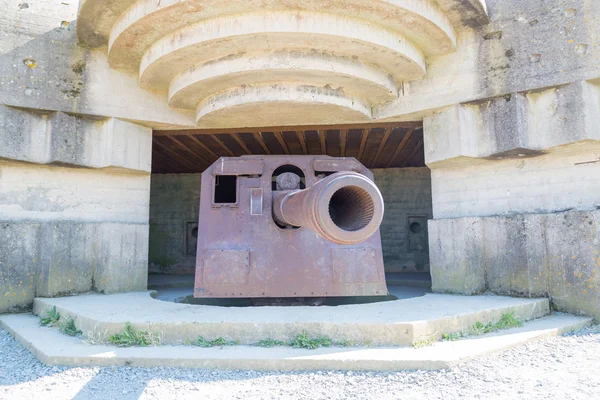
left=32, top=292, right=550, bottom=346
left=0, top=313, right=591, bottom=371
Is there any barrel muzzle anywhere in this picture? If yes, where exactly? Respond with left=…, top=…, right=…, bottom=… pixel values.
left=273, top=172, right=384, bottom=245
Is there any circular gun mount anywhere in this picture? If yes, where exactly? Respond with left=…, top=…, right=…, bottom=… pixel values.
left=273, top=172, right=384, bottom=245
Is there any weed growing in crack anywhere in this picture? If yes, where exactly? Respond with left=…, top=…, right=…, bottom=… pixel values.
left=257, top=338, right=287, bottom=348
left=412, top=337, right=436, bottom=349
left=468, top=312, right=523, bottom=336
left=442, top=312, right=525, bottom=342
left=194, top=336, right=238, bottom=348
left=289, top=332, right=333, bottom=349
left=495, top=312, right=523, bottom=330
left=442, top=332, right=462, bottom=342
left=108, top=322, right=160, bottom=347
left=40, top=306, right=61, bottom=327
left=469, top=321, right=494, bottom=335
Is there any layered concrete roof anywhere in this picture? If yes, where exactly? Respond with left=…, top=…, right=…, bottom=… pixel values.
left=77, top=0, right=488, bottom=128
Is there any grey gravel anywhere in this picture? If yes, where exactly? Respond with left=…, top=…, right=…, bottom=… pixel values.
left=1, top=325, right=599, bottom=400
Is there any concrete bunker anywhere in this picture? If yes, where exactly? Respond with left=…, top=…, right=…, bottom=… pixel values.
left=148, top=123, right=433, bottom=301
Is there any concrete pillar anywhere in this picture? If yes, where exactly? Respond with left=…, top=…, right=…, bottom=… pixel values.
left=424, top=80, right=600, bottom=319
left=0, top=106, right=152, bottom=312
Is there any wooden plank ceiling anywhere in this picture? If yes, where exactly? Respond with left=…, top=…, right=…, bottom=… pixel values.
left=152, top=122, right=424, bottom=174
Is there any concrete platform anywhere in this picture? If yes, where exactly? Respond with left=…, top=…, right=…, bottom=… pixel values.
left=0, top=313, right=591, bottom=371
left=31, top=291, right=551, bottom=346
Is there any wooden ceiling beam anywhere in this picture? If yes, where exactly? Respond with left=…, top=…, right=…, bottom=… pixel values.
left=357, top=129, right=369, bottom=161
left=386, top=128, right=415, bottom=168
left=371, top=127, right=392, bottom=167
left=231, top=133, right=252, bottom=155
left=153, top=140, right=197, bottom=173
left=151, top=151, right=179, bottom=174
left=297, top=131, right=308, bottom=155
left=254, top=133, right=272, bottom=154
left=166, top=135, right=211, bottom=167
left=274, top=132, right=290, bottom=154
left=400, top=139, right=424, bottom=168
left=340, top=129, right=348, bottom=157
left=318, top=130, right=326, bottom=155
left=186, top=134, right=220, bottom=159
left=210, top=134, right=236, bottom=157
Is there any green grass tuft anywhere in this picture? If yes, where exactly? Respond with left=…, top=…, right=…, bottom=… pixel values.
left=108, top=322, right=160, bottom=347
left=469, top=321, right=494, bottom=336
left=289, top=332, right=333, bottom=349
left=40, top=306, right=61, bottom=327
left=496, top=312, right=523, bottom=330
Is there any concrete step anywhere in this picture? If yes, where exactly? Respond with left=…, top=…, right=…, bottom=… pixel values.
left=31, top=291, right=550, bottom=347
left=0, top=313, right=591, bottom=371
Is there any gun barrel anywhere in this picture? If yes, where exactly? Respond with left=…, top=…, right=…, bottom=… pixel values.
left=273, top=172, right=384, bottom=245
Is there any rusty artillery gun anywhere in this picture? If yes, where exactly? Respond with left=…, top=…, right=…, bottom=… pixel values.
left=194, top=155, right=387, bottom=299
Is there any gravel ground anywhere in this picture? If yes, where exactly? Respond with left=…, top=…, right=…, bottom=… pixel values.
left=1, top=325, right=599, bottom=400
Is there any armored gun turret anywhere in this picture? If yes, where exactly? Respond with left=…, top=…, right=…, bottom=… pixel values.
left=194, top=156, right=388, bottom=298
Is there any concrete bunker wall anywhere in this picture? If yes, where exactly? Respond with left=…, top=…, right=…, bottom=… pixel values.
left=0, top=106, right=151, bottom=313
left=148, top=167, right=432, bottom=275
left=425, top=81, right=600, bottom=320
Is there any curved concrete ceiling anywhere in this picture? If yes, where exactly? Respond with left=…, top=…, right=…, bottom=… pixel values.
left=77, top=0, right=488, bottom=128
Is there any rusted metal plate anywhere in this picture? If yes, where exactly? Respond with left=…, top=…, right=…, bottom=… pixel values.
left=202, top=250, right=250, bottom=285
left=194, top=155, right=388, bottom=298
left=332, top=248, right=379, bottom=283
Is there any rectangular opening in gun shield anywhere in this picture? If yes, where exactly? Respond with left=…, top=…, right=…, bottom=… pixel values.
left=214, top=175, right=237, bottom=204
